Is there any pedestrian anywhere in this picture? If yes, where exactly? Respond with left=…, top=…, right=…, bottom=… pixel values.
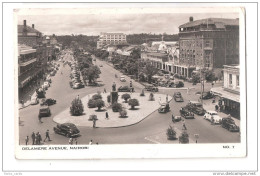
left=69, top=138, right=73, bottom=145
left=96, top=142, right=98, bottom=145
left=35, top=132, right=39, bottom=145
left=31, top=132, right=35, bottom=145
left=130, top=81, right=132, bottom=88
left=215, top=105, right=219, bottom=111
left=93, top=118, right=96, bottom=128
left=187, top=87, right=189, bottom=94
left=89, top=140, right=93, bottom=145
left=104, top=88, right=106, bottom=93
left=105, top=112, right=109, bottom=120
left=38, top=115, right=43, bottom=123
left=38, top=132, right=42, bottom=145
left=29, top=94, right=31, bottom=101
left=182, top=120, right=187, bottom=130
left=75, top=138, right=78, bottom=145
left=166, top=94, right=169, bottom=103
left=25, top=136, right=29, bottom=145
left=212, top=82, right=214, bottom=87
left=44, top=130, right=51, bottom=142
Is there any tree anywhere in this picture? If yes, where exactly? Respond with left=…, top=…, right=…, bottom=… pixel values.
left=128, top=99, right=139, bottom=110
left=179, top=131, right=189, bottom=144
left=95, top=99, right=105, bottom=111
left=88, top=99, right=96, bottom=108
left=192, top=73, right=200, bottom=84
left=130, top=48, right=141, bottom=60
left=121, top=93, right=131, bottom=103
left=82, top=65, right=101, bottom=83
left=205, top=70, right=216, bottom=82
left=144, top=62, right=158, bottom=83
left=149, top=92, right=155, bottom=101
left=70, top=98, right=84, bottom=116
left=166, top=125, right=177, bottom=140
left=92, top=94, right=102, bottom=100
left=112, top=103, right=122, bottom=112
left=119, top=109, right=127, bottom=118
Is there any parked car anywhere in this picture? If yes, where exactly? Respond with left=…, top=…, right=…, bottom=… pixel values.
left=73, top=82, right=84, bottom=89
left=44, top=81, right=50, bottom=87
left=50, top=71, right=55, bottom=76
left=41, top=98, right=57, bottom=106
left=186, top=101, right=206, bottom=116
left=204, top=111, right=222, bottom=125
left=118, top=86, right=134, bottom=92
left=221, top=117, right=240, bottom=132
left=179, top=107, right=195, bottom=119
left=38, top=105, right=51, bottom=118
left=201, top=91, right=214, bottom=100
left=36, top=88, right=46, bottom=98
left=173, top=92, right=184, bottom=102
left=53, top=123, right=80, bottom=138
left=144, top=85, right=159, bottom=92
left=158, top=103, right=170, bottom=113
left=120, top=76, right=126, bottom=82
left=172, top=114, right=182, bottom=122
left=30, top=97, right=39, bottom=105
left=46, top=77, right=52, bottom=83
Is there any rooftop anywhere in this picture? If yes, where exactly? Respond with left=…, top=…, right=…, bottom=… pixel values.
left=179, top=18, right=239, bottom=28
left=18, top=25, right=41, bottom=34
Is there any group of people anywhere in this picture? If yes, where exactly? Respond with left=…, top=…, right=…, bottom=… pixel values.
left=69, top=138, right=77, bottom=145
left=25, top=130, right=51, bottom=145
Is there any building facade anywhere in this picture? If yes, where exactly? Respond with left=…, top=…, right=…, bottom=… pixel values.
left=97, top=32, right=127, bottom=49
left=211, top=64, right=240, bottom=119
left=178, top=17, right=239, bottom=78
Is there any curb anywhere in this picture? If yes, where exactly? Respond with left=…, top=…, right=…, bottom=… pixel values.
left=19, top=104, right=31, bottom=110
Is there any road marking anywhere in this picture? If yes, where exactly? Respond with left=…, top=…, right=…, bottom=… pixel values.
left=144, top=137, right=161, bottom=144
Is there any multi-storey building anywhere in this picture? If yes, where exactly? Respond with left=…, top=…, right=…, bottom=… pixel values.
left=211, top=64, right=240, bottom=119
left=178, top=17, right=239, bottom=78
left=97, top=32, right=127, bottom=49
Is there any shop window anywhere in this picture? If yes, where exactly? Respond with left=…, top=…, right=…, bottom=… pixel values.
left=229, top=74, right=232, bottom=85
left=236, top=75, right=239, bottom=86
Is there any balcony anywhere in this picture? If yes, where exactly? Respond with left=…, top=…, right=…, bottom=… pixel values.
left=19, top=58, right=37, bottom=66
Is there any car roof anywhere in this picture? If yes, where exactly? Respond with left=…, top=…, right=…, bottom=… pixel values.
left=207, top=111, right=218, bottom=114
left=62, top=123, right=77, bottom=127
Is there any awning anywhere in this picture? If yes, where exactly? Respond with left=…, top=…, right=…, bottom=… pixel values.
left=19, top=68, right=42, bottom=88
left=210, top=87, right=240, bottom=103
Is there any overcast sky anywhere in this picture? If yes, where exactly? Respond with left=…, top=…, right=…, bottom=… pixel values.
left=17, top=10, right=239, bottom=36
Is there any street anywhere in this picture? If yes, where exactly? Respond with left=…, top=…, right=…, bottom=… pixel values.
left=19, top=51, right=240, bottom=145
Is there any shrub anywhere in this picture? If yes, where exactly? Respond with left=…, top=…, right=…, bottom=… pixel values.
left=128, top=99, right=140, bottom=109
left=166, top=125, right=177, bottom=140
left=70, top=98, right=84, bottom=116
left=121, top=93, right=131, bottom=103
left=149, top=93, right=155, bottom=101
left=179, top=131, right=189, bottom=144
left=107, top=95, right=111, bottom=103
left=95, top=99, right=105, bottom=111
left=92, top=94, right=102, bottom=100
left=119, top=109, right=127, bottom=118
left=112, top=102, right=122, bottom=112
left=140, top=89, right=145, bottom=96
left=88, top=99, right=96, bottom=108
left=88, top=114, right=98, bottom=121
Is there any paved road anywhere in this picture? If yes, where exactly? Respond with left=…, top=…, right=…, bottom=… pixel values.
left=19, top=51, right=240, bottom=145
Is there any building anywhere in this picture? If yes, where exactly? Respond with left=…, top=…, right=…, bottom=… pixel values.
left=97, top=32, right=127, bottom=49
left=178, top=17, right=239, bottom=78
left=141, top=51, right=168, bottom=70
left=18, top=20, right=42, bottom=47
left=211, top=65, right=240, bottom=119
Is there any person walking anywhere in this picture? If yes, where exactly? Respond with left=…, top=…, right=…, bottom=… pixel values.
left=75, top=138, right=78, bottom=145
left=93, top=118, right=96, bottom=128
left=105, top=112, right=109, bottom=120
left=69, top=138, right=73, bottom=145
left=25, top=136, right=29, bottom=145
left=31, top=132, right=35, bottom=145
left=187, top=87, right=190, bottom=95
left=38, top=115, right=43, bottom=123
left=89, top=140, right=93, bottom=145
left=44, top=130, right=51, bottom=142
left=38, top=132, right=42, bottom=145
left=182, top=120, right=187, bottom=130
left=103, top=88, right=106, bottom=93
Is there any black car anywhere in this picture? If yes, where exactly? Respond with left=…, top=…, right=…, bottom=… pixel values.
left=173, top=92, right=184, bottom=102
left=36, top=88, right=46, bottom=98
left=144, top=85, right=159, bottom=92
left=53, top=123, right=80, bottom=138
left=38, top=105, right=51, bottom=118
left=40, top=98, right=56, bottom=106
left=179, top=107, right=195, bottom=119
left=118, top=86, right=134, bottom=92
left=186, top=101, right=206, bottom=116
left=221, top=117, right=240, bottom=132
left=200, top=91, right=214, bottom=100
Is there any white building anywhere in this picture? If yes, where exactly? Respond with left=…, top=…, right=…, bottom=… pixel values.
left=97, top=32, right=127, bottom=49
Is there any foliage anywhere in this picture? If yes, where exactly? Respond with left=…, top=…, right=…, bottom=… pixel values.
left=70, top=98, right=84, bottom=116
left=82, top=65, right=101, bottom=83
left=179, top=131, right=189, bottom=144
left=143, top=62, right=158, bottom=83
left=121, top=93, right=131, bottom=103
left=112, top=102, right=122, bottom=112
left=166, top=125, right=177, bottom=140
left=149, top=93, right=155, bottom=101
left=140, top=89, right=145, bottom=96
left=88, top=114, right=98, bottom=121
left=205, top=70, right=216, bottom=82
left=92, top=94, right=102, bottom=100
left=88, top=99, right=96, bottom=108
left=130, top=48, right=141, bottom=60
left=95, top=99, right=105, bottom=111
left=119, top=109, right=127, bottom=118
left=192, top=73, right=200, bottom=84
left=128, top=99, right=140, bottom=109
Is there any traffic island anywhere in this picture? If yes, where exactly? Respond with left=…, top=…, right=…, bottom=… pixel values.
left=53, top=92, right=172, bottom=128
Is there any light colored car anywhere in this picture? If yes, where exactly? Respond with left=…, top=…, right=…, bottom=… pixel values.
left=120, top=76, right=126, bottom=82
left=204, top=111, right=222, bottom=125
left=44, top=81, right=50, bottom=87
left=30, top=97, right=39, bottom=105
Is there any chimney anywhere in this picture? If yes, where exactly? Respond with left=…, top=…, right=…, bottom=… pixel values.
left=23, top=20, right=26, bottom=26
left=32, top=24, right=34, bottom=29
left=189, top=16, right=193, bottom=22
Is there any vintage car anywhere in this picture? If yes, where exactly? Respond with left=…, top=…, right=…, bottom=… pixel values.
left=38, top=105, right=51, bottom=118
left=73, top=82, right=85, bottom=89
left=158, top=103, right=170, bottom=113
left=144, top=84, right=159, bottom=92
left=221, top=117, right=240, bottom=132
left=53, top=123, right=80, bottom=138
left=179, top=107, right=195, bottom=119
left=120, top=76, right=126, bottom=82
left=201, top=91, right=214, bottom=100
left=46, top=77, right=52, bottom=83
left=118, top=86, right=134, bottom=92
left=173, top=92, right=184, bottom=102
left=204, top=111, right=222, bottom=125
left=36, top=88, right=46, bottom=98
left=186, top=101, right=206, bottom=116
left=172, top=114, right=182, bottom=122
left=40, top=98, right=56, bottom=106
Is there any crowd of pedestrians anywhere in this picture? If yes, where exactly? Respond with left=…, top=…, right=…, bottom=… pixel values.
left=25, top=130, right=51, bottom=145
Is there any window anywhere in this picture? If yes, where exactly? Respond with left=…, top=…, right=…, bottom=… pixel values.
left=236, top=75, right=239, bottom=86
left=229, top=74, right=232, bottom=85
left=205, top=41, right=210, bottom=47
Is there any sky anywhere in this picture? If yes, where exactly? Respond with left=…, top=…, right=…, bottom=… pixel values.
left=16, top=9, right=239, bottom=36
